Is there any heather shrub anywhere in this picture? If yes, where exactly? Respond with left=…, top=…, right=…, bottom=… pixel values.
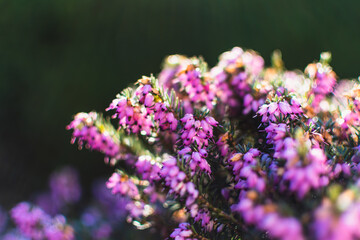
left=7, top=46, right=360, bottom=240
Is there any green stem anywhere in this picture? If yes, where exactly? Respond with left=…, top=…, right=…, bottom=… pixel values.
left=192, top=232, right=210, bottom=240
left=197, top=196, right=240, bottom=226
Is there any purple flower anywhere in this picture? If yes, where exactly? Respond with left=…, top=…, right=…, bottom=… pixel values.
left=107, top=97, right=153, bottom=135
left=10, top=202, right=74, bottom=240
left=92, top=179, right=128, bottom=222
left=159, top=56, right=217, bottom=113
left=125, top=201, right=154, bottom=220
left=194, top=210, right=214, bottom=231
left=280, top=145, right=329, bottom=199
left=260, top=213, right=304, bottom=240
left=210, top=47, right=265, bottom=114
left=67, top=112, right=122, bottom=163
left=11, top=202, right=50, bottom=240
left=178, top=114, right=217, bottom=174
left=257, top=99, right=303, bottom=123
left=158, top=55, right=191, bottom=90
left=216, top=133, right=231, bottom=156
left=180, top=114, right=217, bottom=148
left=153, top=102, right=178, bottom=131
left=170, top=223, right=197, bottom=240
left=106, top=172, right=140, bottom=200
left=305, top=63, right=336, bottom=111
left=159, top=156, right=199, bottom=208
left=44, top=215, right=74, bottom=240
left=243, top=93, right=265, bottom=114
left=49, top=167, right=81, bottom=206
left=180, top=150, right=211, bottom=175
left=232, top=196, right=304, bottom=240
left=278, top=101, right=292, bottom=115
left=265, top=123, right=288, bottom=145
left=2, top=230, right=29, bottom=240
left=228, top=149, right=266, bottom=193
left=80, top=207, right=102, bottom=227
left=93, top=223, right=112, bottom=240
left=313, top=192, right=360, bottom=240
left=176, top=64, right=216, bottom=112
left=135, top=155, right=161, bottom=182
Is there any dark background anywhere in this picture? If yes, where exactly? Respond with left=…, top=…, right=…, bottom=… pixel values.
left=1, top=0, right=359, bottom=207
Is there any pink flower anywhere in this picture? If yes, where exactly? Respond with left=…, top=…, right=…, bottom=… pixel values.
left=279, top=101, right=292, bottom=114
left=106, top=173, right=140, bottom=200
left=257, top=98, right=303, bottom=123
left=67, top=112, right=122, bottom=163
left=232, top=197, right=305, bottom=240
left=159, top=156, right=199, bottom=208
left=170, top=223, right=196, bottom=240
left=10, top=202, right=74, bottom=240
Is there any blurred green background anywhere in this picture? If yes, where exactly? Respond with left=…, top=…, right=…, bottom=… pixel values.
left=0, top=0, right=359, bottom=207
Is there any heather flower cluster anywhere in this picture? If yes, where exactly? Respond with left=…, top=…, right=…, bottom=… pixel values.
left=66, top=46, right=360, bottom=240
left=66, top=112, right=122, bottom=163
left=160, top=156, right=199, bottom=212
left=10, top=202, right=74, bottom=240
left=179, top=114, right=218, bottom=174
left=1, top=167, right=134, bottom=240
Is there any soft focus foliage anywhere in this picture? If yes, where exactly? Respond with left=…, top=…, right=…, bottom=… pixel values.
left=0, top=166, right=158, bottom=239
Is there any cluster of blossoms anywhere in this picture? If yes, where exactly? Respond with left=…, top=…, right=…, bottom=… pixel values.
left=178, top=114, right=218, bottom=174
left=312, top=186, right=360, bottom=240
left=1, top=167, right=138, bottom=240
left=67, top=46, right=360, bottom=240
left=10, top=202, right=74, bottom=240
left=159, top=57, right=216, bottom=113
left=0, top=168, right=79, bottom=240
left=106, top=172, right=140, bottom=200
left=231, top=191, right=304, bottom=240
left=305, top=54, right=337, bottom=111
left=278, top=137, right=329, bottom=198
left=228, top=148, right=266, bottom=193
left=160, top=156, right=199, bottom=213
left=170, top=222, right=200, bottom=240
left=66, top=112, right=122, bottom=163
left=106, top=76, right=179, bottom=136
left=210, top=47, right=266, bottom=114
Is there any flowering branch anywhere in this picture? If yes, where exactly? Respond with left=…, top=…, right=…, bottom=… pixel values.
left=66, top=46, right=360, bottom=240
